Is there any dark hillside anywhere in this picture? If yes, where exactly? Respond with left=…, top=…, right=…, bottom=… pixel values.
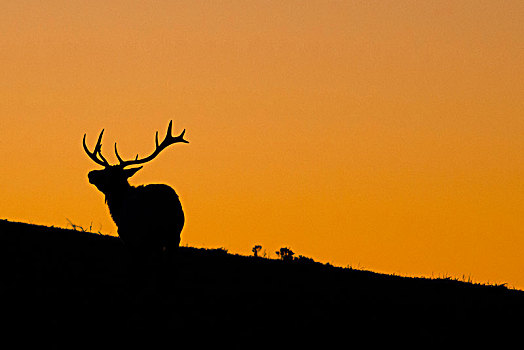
left=1, top=219, right=522, bottom=348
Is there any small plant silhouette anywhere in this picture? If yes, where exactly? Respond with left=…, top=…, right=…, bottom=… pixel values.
left=275, top=247, right=295, bottom=261
left=252, top=245, right=262, bottom=257
left=295, top=255, right=315, bottom=264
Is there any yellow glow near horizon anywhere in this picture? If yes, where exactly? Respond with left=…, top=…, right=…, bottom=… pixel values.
left=1, top=1, right=523, bottom=288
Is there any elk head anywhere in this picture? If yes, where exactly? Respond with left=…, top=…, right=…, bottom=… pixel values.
left=83, top=121, right=189, bottom=195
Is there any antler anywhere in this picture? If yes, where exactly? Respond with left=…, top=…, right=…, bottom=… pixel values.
left=114, top=120, right=188, bottom=168
left=83, top=130, right=110, bottom=167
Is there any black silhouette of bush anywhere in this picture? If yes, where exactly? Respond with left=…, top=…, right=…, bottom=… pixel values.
left=252, top=245, right=262, bottom=257
left=295, top=255, right=315, bottom=264
left=275, top=247, right=295, bottom=261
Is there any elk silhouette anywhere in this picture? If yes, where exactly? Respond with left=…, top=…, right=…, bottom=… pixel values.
left=83, top=121, right=188, bottom=270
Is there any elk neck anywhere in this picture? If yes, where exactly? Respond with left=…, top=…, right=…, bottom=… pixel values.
left=104, top=182, right=138, bottom=228
left=103, top=182, right=134, bottom=209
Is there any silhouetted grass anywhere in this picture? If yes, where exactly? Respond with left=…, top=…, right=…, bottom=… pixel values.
left=1, top=219, right=522, bottom=348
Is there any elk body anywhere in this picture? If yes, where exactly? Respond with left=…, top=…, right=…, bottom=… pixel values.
left=83, top=121, right=188, bottom=268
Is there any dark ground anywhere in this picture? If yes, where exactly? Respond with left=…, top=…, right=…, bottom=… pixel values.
left=1, top=219, right=522, bottom=348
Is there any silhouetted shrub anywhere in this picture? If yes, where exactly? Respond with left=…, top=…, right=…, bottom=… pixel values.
left=295, top=255, right=315, bottom=264
left=252, top=245, right=262, bottom=257
left=276, top=247, right=294, bottom=261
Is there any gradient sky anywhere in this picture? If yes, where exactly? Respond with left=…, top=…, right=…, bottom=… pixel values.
left=1, top=1, right=523, bottom=288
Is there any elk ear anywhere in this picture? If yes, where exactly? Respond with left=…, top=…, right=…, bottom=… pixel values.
left=123, top=166, right=143, bottom=178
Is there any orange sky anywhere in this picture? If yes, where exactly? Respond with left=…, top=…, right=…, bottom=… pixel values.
left=1, top=1, right=523, bottom=288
